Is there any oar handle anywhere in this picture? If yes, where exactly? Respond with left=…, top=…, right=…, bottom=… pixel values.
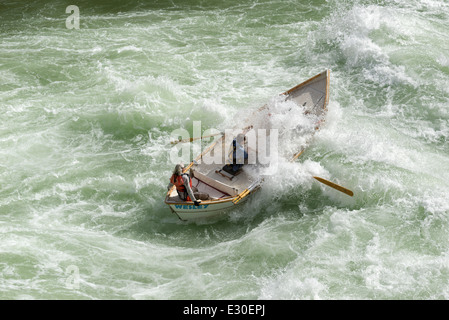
left=232, top=179, right=262, bottom=204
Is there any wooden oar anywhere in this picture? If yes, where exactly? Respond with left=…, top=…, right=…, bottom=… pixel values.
left=232, top=189, right=250, bottom=205
left=313, top=176, right=354, bottom=197
left=170, top=132, right=223, bottom=145
left=291, top=149, right=304, bottom=162
left=291, top=150, right=353, bottom=197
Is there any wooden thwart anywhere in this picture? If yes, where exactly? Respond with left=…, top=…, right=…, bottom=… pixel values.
left=215, top=168, right=241, bottom=181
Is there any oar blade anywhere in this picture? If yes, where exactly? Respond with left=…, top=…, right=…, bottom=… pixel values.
left=313, top=176, right=354, bottom=197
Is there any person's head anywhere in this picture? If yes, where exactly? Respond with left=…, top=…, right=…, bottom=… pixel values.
left=173, top=163, right=184, bottom=175
left=236, top=133, right=245, bottom=144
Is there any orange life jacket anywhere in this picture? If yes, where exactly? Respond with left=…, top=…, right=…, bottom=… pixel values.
left=170, top=173, right=192, bottom=201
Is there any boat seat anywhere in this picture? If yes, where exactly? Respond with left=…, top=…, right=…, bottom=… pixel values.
left=215, top=166, right=242, bottom=181
left=192, top=169, right=240, bottom=196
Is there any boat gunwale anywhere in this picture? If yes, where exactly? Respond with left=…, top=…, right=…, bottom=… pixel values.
left=282, top=70, right=329, bottom=104
left=164, top=185, right=261, bottom=206
left=288, top=70, right=330, bottom=161
left=164, top=195, right=235, bottom=206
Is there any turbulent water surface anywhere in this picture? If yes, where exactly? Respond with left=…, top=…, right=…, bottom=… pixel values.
left=1, top=0, right=449, bottom=299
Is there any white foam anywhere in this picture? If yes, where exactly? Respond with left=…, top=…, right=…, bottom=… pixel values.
left=260, top=274, right=328, bottom=299
left=420, top=192, right=449, bottom=216
left=312, top=4, right=419, bottom=87
left=437, top=54, right=449, bottom=67
left=117, top=45, right=143, bottom=54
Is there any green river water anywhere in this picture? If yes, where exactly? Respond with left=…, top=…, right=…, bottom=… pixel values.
left=1, top=0, right=449, bottom=299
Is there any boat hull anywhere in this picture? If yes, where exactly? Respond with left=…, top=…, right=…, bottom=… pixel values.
left=166, top=196, right=251, bottom=221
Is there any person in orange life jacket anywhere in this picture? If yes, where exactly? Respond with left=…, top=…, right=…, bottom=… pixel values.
left=167, top=164, right=206, bottom=206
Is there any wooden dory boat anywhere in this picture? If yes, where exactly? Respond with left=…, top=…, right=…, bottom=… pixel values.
left=165, top=70, right=330, bottom=221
